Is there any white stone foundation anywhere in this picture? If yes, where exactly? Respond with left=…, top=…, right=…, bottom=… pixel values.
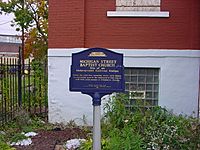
left=48, top=48, right=200, bottom=125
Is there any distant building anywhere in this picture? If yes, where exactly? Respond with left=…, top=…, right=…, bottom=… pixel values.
left=48, top=0, right=200, bottom=125
left=0, top=34, right=21, bottom=57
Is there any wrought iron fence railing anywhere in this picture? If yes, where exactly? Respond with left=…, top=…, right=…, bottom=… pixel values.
left=0, top=56, right=48, bottom=126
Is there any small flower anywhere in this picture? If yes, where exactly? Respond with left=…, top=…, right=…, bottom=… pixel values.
left=124, top=119, right=129, bottom=123
left=24, top=70, right=29, bottom=74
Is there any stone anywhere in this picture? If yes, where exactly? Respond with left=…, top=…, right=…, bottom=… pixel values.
left=54, top=145, right=65, bottom=150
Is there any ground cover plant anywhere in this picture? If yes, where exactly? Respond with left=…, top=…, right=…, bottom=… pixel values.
left=0, top=93, right=200, bottom=150
left=80, top=93, right=200, bottom=150
left=0, top=110, right=88, bottom=150
left=0, top=111, right=51, bottom=150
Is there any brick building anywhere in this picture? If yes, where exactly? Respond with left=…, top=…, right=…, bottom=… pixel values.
left=48, top=0, right=200, bottom=125
left=0, top=34, right=21, bottom=57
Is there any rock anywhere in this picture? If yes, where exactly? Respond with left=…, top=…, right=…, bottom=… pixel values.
left=65, top=139, right=86, bottom=149
left=54, top=145, right=65, bottom=150
left=24, top=132, right=38, bottom=137
left=10, top=138, right=32, bottom=146
left=0, top=131, right=6, bottom=135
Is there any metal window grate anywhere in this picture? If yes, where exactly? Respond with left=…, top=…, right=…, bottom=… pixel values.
left=125, top=68, right=159, bottom=107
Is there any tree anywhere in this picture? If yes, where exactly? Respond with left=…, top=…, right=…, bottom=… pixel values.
left=24, top=0, right=48, bottom=60
left=0, top=0, right=48, bottom=60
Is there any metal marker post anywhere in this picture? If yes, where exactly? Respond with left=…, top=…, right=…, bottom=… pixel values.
left=92, top=92, right=101, bottom=150
left=70, top=48, right=125, bottom=149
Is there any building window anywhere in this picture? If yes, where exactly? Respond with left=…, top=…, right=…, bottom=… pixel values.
left=116, top=0, right=161, bottom=11
left=125, top=68, right=159, bottom=107
left=107, top=0, right=169, bottom=18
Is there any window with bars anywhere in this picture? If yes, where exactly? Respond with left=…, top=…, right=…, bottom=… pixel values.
left=125, top=68, right=159, bottom=107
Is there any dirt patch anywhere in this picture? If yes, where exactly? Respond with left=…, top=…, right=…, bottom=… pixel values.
left=13, top=128, right=87, bottom=150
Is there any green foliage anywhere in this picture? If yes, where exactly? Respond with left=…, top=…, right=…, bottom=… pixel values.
left=10, top=133, right=27, bottom=143
left=80, top=93, right=200, bottom=150
left=21, top=60, right=47, bottom=111
left=100, top=93, right=145, bottom=150
left=12, top=109, right=32, bottom=132
left=21, top=116, right=52, bottom=132
left=79, top=138, right=111, bottom=150
left=0, top=0, right=33, bottom=30
left=0, top=133, right=6, bottom=150
left=0, top=65, right=18, bottom=119
left=79, top=138, right=92, bottom=150
left=0, top=141, right=16, bottom=150
left=104, top=127, right=143, bottom=150
left=103, top=93, right=130, bottom=129
left=0, top=0, right=48, bottom=60
left=0, top=60, right=47, bottom=125
left=0, top=115, right=50, bottom=149
left=0, top=115, right=52, bottom=149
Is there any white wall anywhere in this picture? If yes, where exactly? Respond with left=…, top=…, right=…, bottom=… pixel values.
left=48, top=48, right=200, bottom=125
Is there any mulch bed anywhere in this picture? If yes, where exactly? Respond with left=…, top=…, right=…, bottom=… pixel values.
left=13, top=128, right=87, bottom=150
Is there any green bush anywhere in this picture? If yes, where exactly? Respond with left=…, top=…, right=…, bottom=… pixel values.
left=0, top=141, right=16, bottom=150
left=101, top=93, right=145, bottom=150
left=80, top=93, right=200, bottom=150
left=0, top=133, right=15, bottom=150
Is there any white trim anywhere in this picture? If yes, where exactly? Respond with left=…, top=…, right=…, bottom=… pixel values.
left=48, top=48, right=200, bottom=58
left=107, top=11, right=169, bottom=18
left=48, top=48, right=85, bottom=57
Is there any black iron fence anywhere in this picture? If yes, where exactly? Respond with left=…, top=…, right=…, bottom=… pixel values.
left=0, top=54, right=48, bottom=125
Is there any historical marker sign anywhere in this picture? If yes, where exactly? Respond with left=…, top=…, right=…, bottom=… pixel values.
left=70, top=48, right=125, bottom=93
left=69, top=48, right=125, bottom=150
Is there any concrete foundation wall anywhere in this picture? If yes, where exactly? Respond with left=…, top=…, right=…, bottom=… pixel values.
left=48, top=49, right=200, bottom=125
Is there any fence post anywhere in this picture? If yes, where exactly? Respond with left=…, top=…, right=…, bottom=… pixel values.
left=18, top=47, right=22, bottom=107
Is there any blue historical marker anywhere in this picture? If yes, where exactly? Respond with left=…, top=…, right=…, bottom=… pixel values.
left=70, top=48, right=124, bottom=92
left=70, top=48, right=125, bottom=150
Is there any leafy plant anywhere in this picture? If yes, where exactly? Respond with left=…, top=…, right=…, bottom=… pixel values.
left=80, top=93, right=200, bottom=150
left=0, top=141, right=16, bottom=150
left=10, top=133, right=27, bottom=143
left=14, top=109, right=31, bottom=128
left=20, top=60, right=47, bottom=114
left=0, top=115, right=51, bottom=147
left=0, top=0, right=48, bottom=60
left=0, top=130, right=15, bottom=150
left=0, top=59, right=48, bottom=126
left=79, top=138, right=92, bottom=150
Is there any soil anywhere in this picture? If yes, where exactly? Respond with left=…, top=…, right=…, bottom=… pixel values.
left=13, top=128, right=88, bottom=150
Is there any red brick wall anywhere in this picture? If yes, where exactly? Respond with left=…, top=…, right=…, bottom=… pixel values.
left=49, top=0, right=200, bottom=50
left=48, top=0, right=85, bottom=48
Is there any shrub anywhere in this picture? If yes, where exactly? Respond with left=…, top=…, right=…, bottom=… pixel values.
left=80, top=93, right=200, bottom=150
